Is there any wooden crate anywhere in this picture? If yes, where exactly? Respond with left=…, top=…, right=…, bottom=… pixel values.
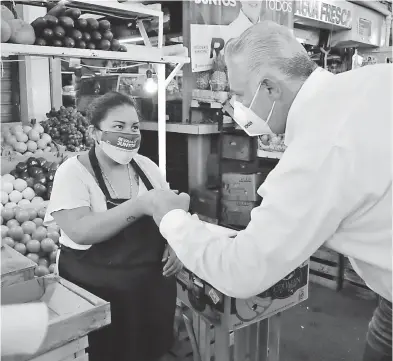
left=1, top=275, right=111, bottom=361
left=1, top=245, right=36, bottom=288
left=343, top=258, right=377, bottom=300
left=309, top=246, right=342, bottom=291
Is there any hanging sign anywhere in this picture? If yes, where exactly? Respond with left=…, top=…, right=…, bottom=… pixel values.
left=358, top=18, right=372, bottom=39
left=294, top=0, right=353, bottom=29
left=190, top=0, right=294, bottom=72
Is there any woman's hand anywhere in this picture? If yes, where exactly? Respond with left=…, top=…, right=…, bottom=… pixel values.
left=137, top=189, right=181, bottom=217
left=162, top=245, right=183, bottom=277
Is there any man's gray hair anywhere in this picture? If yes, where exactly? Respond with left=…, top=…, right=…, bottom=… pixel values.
left=225, top=21, right=317, bottom=81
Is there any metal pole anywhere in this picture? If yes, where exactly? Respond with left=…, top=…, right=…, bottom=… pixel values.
left=157, top=63, right=166, bottom=176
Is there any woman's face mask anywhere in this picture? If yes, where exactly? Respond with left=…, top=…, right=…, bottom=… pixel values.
left=233, top=83, right=276, bottom=137
left=95, top=129, right=141, bottom=164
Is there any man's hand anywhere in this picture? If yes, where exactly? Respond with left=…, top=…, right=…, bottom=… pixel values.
left=137, top=189, right=179, bottom=216
left=152, top=192, right=190, bottom=226
left=162, top=245, right=183, bottom=277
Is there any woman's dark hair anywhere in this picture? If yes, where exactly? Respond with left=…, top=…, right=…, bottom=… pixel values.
left=87, top=91, right=139, bottom=127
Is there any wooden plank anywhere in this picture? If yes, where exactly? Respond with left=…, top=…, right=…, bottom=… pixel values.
left=1, top=276, right=110, bottom=361
left=1, top=245, right=36, bottom=288
left=309, top=273, right=338, bottom=291
left=310, top=260, right=339, bottom=278
left=312, top=247, right=339, bottom=264
left=29, top=337, right=88, bottom=361
left=248, top=323, right=259, bottom=361
left=1, top=43, right=189, bottom=65
left=342, top=280, right=378, bottom=301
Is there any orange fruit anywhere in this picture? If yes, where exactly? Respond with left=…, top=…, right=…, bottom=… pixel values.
left=21, top=220, right=36, bottom=235
left=26, top=239, right=41, bottom=253
left=8, top=226, right=24, bottom=242
left=14, top=242, right=27, bottom=255
left=41, top=238, right=55, bottom=253
left=35, top=265, right=50, bottom=277
left=26, top=253, right=39, bottom=263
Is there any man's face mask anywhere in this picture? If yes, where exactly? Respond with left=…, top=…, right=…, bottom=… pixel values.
left=96, top=129, right=141, bottom=164
left=233, top=83, right=276, bottom=137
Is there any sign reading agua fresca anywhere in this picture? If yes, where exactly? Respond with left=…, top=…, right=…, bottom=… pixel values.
left=294, top=0, right=352, bottom=29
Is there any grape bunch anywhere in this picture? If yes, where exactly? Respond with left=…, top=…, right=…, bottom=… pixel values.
left=41, top=106, right=94, bottom=152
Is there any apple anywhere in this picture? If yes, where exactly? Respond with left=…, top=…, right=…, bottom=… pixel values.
left=2, top=182, right=13, bottom=194
left=9, top=190, right=23, bottom=203
left=1, top=191, right=9, bottom=205
left=13, top=178, right=28, bottom=192
left=22, top=187, right=35, bottom=201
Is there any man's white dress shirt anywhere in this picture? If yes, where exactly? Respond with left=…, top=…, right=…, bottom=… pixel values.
left=160, top=65, right=392, bottom=301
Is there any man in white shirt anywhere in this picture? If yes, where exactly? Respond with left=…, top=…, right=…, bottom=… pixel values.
left=153, top=21, right=392, bottom=360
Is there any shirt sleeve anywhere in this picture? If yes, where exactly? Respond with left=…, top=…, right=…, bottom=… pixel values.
left=160, top=142, right=355, bottom=299
left=44, top=160, right=91, bottom=227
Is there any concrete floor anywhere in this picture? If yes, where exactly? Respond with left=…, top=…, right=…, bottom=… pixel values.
left=279, top=283, right=377, bottom=361
left=169, top=283, right=378, bottom=361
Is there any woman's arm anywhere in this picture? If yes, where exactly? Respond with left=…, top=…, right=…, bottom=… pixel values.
left=52, top=196, right=149, bottom=245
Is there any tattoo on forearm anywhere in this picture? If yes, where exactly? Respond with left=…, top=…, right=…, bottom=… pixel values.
left=127, top=216, right=136, bottom=223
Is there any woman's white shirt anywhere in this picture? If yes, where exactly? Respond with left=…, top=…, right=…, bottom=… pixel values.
left=44, top=154, right=169, bottom=250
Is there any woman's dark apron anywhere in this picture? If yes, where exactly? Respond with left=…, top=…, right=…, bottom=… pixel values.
left=58, top=148, right=177, bottom=361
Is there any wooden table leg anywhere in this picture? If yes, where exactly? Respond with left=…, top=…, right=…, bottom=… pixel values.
left=267, top=314, right=281, bottom=361
left=214, top=324, right=231, bottom=361
left=257, top=319, right=269, bottom=361
left=234, top=327, right=249, bottom=361
left=248, top=323, right=259, bottom=361
left=199, top=318, right=212, bottom=361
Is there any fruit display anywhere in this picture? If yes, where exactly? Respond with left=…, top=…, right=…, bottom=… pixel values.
left=1, top=157, right=59, bottom=203
left=41, top=106, right=94, bottom=152
left=1, top=200, right=60, bottom=277
left=195, top=49, right=228, bottom=92
left=31, top=3, right=126, bottom=51
left=1, top=5, right=36, bottom=45
left=1, top=121, right=56, bottom=157
left=258, top=134, right=287, bottom=153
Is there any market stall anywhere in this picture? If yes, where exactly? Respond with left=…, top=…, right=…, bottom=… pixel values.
left=1, top=0, right=391, bottom=360
left=1, top=1, right=189, bottom=359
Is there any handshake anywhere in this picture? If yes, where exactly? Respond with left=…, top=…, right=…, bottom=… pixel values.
left=140, top=189, right=190, bottom=226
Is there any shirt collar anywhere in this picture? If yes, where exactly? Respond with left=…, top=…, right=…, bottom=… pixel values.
left=284, top=67, right=334, bottom=146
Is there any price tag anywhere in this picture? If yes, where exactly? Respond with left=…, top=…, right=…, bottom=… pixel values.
left=208, top=288, right=221, bottom=305
left=69, top=58, right=81, bottom=69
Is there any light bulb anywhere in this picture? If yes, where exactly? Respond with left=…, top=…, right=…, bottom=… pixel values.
left=144, top=77, right=158, bottom=94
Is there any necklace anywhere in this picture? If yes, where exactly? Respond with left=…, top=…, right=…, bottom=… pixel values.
left=101, top=163, right=133, bottom=199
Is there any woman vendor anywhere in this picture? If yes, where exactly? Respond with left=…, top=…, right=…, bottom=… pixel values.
left=44, top=92, right=182, bottom=361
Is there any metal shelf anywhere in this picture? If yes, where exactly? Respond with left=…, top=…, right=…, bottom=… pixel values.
left=140, top=121, right=219, bottom=135
left=257, top=150, right=283, bottom=160
left=1, top=43, right=189, bottom=65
